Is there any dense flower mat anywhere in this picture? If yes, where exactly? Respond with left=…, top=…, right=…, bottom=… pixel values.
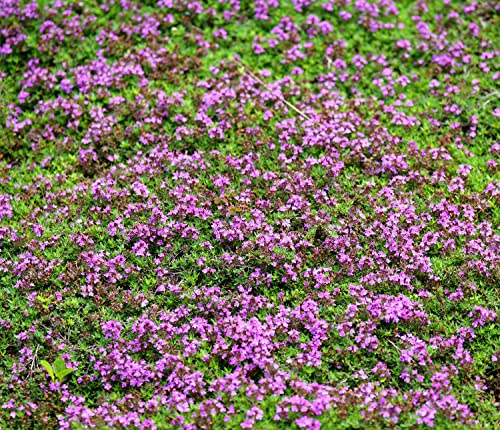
left=0, top=0, right=499, bottom=428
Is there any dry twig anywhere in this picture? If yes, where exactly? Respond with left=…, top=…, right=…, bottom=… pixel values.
left=233, top=57, right=312, bottom=122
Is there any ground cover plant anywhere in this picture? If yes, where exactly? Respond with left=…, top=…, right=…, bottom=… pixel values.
left=0, top=0, right=499, bottom=428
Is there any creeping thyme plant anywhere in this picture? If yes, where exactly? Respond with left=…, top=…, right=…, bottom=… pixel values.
left=0, top=0, right=499, bottom=428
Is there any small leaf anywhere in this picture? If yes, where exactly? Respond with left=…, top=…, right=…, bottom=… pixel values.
left=52, top=356, right=66, bottom=375
left=55, top=367, right=74, bottom=382
left=228, top=206, right=242, bottom=215
left=40, top=360, right=55, bottom=382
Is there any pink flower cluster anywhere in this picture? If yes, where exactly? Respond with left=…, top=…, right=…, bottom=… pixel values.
left=0, top=0, right=498, bottom=428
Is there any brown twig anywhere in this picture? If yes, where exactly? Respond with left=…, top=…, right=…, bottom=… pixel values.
left=233, top=57, right=312, bottom=122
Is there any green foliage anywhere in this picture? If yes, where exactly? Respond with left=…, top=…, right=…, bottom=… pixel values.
left=40, top=357, right=74, bottom=383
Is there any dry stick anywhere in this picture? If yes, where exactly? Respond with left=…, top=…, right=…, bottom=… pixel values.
left=30, top=344, right=40, bottom=377
left=233, top=58, right=312, bottom=122
left=387, top=339, right=401, bottom=352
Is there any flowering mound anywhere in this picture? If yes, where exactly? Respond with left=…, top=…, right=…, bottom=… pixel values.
left=0, top=0, right=499, bottom=428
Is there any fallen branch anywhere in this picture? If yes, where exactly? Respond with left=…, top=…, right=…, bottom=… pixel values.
left=233, top=57, right=312, bottom=122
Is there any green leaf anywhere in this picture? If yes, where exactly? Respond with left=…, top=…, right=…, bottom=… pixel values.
left=40, top=360, right=55, bottom=382
left=55, top=367, right=74, bottom=382
left=52, top=356, right=66, bottom=376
